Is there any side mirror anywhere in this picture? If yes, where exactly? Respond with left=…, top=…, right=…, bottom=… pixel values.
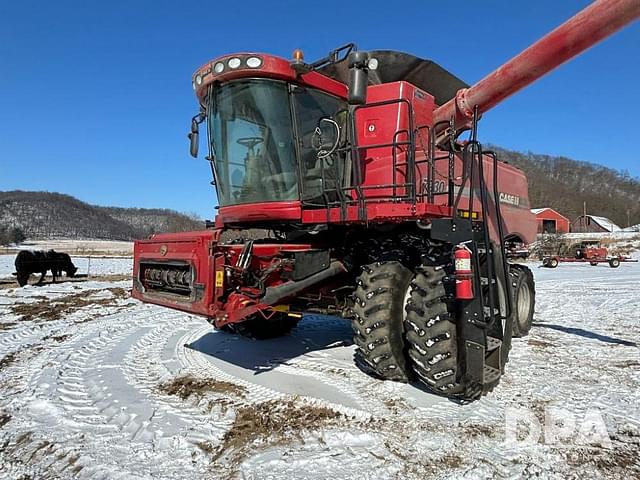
left=188, top=117, right=200, bottom=158
left=347, top=51, right=372, bottom=105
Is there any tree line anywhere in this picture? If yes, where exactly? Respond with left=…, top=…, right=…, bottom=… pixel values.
left=0, top=225, right=26, bottom=246
left=0, top=191, right=204, bottom=241
left=491, top=146, right=640, bottom=228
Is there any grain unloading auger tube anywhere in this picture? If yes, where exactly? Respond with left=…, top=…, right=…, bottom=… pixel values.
left=433, top=0, right=640, bottom=138
left=133, top=0, right=639, bottom=401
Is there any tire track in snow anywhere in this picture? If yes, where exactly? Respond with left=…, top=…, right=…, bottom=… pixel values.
left=0, top=323, right=49, bottom=357
left=120, top=315, right=232, bottom=445
left=2, top=306, right=219, bottom=479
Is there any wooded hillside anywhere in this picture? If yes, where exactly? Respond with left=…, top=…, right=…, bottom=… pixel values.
left=0, top=191, right=204, bottom=240
left=492, top=147, right=639, bottom=228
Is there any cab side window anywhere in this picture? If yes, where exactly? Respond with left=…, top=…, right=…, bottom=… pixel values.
left=292, top=88, right=347, bottom=202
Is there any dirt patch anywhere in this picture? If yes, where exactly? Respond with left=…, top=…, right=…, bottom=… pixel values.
left=527, top=338, right=557, bottom=348
left=159, top=375, right=247, bottom=400
left=0, top=343, right=45, bottom=373
left=9, top=287, right=130, bottom=322
left=383, top=397, right=411, bottom=413
left=206, top=399, right=342, bottom=466
left=564, top=445, right=640, bottom=474
left=439, top=453, right=464, bottom=468
left=383, top=438, right=466, bottom=477
left=106, top=287, right=129, bottom=299
left=611, top=359, right=640, bottom=368
left=0, top=431, right=85, bottom=477
left=1, top=275, right=131, bottom=289
left=461, top=421, right=497, bottom=438
left=325, top=367, right=349, bottom=377
left=89, top=274, right=131, bottom=283
left=0, top=413, right=11, bottom=428
left=0, top=352, right=17, bottom=370
left=42, top=334, right=72, bottom=343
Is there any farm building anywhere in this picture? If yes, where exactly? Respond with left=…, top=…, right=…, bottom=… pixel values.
left=571, top=215, right=621, bottom=233
left=531, top=208, right=570, bottom=234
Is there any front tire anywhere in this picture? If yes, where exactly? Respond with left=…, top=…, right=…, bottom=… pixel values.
left=510, top=264, right=535, bottom=338
left=609, top=258, right=620, bottom=268
left=404, top=265, right=462, bottom=395
left=351, top=261, right=413, bottom=382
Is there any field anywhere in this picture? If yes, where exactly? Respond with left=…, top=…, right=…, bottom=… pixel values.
left=0, top=254, right=639, bottom=479
left=0, top=240, right=133, bottom=257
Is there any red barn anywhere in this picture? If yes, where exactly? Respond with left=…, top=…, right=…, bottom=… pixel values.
left=531, top=208, right=570, bottom=234
left=571, top=215, right=621, bottom=233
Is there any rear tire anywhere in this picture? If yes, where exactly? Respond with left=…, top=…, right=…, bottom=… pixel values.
left=404, top=265, right=463, bottom=395
left=219, top=313, right=299, bottom=339
left=609, top=258, right=620, bottom=268
left=510, top=265, right=535, bottom=338
left=548, top=258, right=559, bottom=268
left=351, top=261, right=413, bottom=382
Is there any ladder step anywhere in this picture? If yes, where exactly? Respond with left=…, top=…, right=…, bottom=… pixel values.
left=480, top=277, right=497, bottom=286
left=483, top=306, right=501, bottom=317
left=486, top=336, right=502, bottom=352
left=483, top=365, right=501, bottom=384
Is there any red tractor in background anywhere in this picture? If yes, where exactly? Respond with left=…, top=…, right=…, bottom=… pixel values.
left=542, top=240, right=638, bottom=268
left=133, top=0, right=639, bottom=400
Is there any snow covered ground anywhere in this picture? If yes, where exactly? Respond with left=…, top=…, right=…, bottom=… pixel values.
left=0, top=255, right=132, bottom=278
left=0, top=259, right=638, bottom=479
left=3, top=240, right=134, bottom=256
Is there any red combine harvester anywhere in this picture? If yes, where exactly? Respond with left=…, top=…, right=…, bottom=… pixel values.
left=542, top=241, right=638, bottom=269
left=133, top=0, right=639, bottom=400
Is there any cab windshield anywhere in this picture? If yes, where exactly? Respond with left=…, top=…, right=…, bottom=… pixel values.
left=208, top=79, right=346, bottom=207
left=209, top=80, right=297, bottom=206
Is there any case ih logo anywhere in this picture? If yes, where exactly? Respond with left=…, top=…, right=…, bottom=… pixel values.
left=499, top=192, right=520, bottom=206
left=426, top=181, right=521, bottom=207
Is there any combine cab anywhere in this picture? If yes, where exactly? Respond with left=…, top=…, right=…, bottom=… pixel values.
left=133, top=0, right=639, bottom=400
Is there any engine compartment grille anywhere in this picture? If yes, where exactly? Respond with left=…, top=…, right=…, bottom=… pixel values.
left=140, top=261, right=192, bottom=296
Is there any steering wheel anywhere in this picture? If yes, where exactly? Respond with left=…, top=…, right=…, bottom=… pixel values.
left=237, top=137, right=264, bottom=152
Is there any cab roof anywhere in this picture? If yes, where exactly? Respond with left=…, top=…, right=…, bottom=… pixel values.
left=319, top=50, right=468, bottom=106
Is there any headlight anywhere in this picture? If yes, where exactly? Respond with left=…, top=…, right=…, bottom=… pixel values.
left=227, top=57, right=241, bottom=69
left=213, top=62, right=224, bottom=73
left=246, top=56, right=262, bottom=68
left=195, top=74, right=203, bottom=86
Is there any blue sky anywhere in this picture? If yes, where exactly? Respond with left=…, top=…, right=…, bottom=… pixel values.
left=0, top=0, right=638, bottom=219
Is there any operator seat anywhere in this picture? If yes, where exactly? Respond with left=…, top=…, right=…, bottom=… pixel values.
left=240, top=150, right=268, bottom=203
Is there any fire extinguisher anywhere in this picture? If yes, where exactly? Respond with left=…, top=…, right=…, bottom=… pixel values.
left=454, top=244, right=474, bottom=300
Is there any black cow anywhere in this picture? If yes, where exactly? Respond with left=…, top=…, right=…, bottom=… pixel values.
left=14, top=250, right=78, bottom=286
